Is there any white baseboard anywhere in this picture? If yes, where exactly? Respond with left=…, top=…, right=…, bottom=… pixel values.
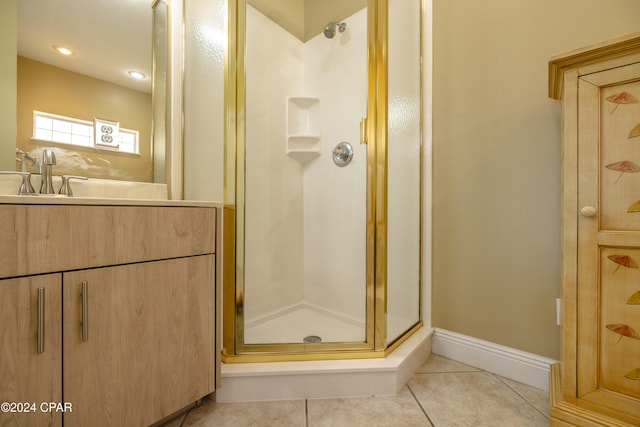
left=432, top=328, right=557, bottom=392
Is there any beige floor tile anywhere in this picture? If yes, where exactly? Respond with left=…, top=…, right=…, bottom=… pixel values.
left=157, top=411, right=188, bottom=427
left=307, top=386, right=431, bottom=427
left=162, top=355, right=550, bottom=427
left=409, top=372, right=548, bottom=427
left=498, top=376, right=549, bottom=418
left=181, top=397, right=306, bottom=427
left=416, top=354, right=482, bottom=374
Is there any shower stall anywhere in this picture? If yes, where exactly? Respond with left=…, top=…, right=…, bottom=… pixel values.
left=223, top=0, right=423, bottom=362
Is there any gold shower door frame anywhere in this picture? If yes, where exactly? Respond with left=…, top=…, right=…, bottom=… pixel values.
left=222, top=0, right=423, bottom=363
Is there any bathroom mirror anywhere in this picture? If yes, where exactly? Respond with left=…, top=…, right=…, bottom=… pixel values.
left=7, top=0, right=168, bottom=183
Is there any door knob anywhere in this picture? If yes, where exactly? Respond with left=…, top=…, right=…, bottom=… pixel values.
left=580, top=206, right=597, bottom=217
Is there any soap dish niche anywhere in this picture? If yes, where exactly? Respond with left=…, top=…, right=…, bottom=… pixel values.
left=286, top=97, right=320, bottom=164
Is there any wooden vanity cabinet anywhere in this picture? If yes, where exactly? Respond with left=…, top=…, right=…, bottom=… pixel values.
left=63, top=256, right=215, bottom=427
left=0, top=275, right=62, bottom=427
left=549, top=34, right=640, bottom=426
left=0, top=203, right=218, bottom=427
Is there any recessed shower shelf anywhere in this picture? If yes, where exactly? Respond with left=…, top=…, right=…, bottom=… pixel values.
left=286, top=136, right=321, bottom=163
left=286, top=97, right=320, bottom=164
left=286, top=148, right=321, bottom=164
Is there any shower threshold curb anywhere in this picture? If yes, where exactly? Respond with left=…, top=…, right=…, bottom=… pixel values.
left=215, top=327, right=433, bottom=402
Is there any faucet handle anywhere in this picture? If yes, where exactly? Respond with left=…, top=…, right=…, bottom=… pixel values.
left=0, top=171, right=36, bottom=195
left=59, top=175, right=88, bottom=197
left=34, top=159, right=43, bottom=175
left=43, top=149, right=57, bottom=165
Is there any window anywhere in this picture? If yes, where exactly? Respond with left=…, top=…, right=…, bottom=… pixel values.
left=119, top=129, right=139, bottom=154
left=32, top=111, right=139, bottom=154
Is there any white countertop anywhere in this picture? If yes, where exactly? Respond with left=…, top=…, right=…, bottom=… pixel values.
left=0, top=195, right=221, bottom=208
left=0, top=175, right=220, bottom=207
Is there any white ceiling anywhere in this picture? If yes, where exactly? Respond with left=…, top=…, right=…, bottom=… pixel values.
left=16, top=0, right=366, bottom=94
left=17, top=0, right=152, bottom=93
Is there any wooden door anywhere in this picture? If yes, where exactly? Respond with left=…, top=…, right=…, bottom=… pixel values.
left=0, top=274, right=62, bottom=427
left=63, top=264, right=154, bottom=427
left=577, top=61, right=640, bottom=423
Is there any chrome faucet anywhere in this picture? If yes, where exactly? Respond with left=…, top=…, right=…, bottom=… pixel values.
left=16, top=148, right=42, bottom=173
left=40, top=149, right=57, bottom=194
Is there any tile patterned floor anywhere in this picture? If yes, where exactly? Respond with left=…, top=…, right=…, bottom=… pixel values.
left=161, top=354, right=549, bottom=427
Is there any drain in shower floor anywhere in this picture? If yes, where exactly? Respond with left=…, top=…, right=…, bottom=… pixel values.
left=303, top=335, right=322, bottom=343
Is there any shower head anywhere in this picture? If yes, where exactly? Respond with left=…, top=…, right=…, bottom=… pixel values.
left=323, top=21, right=347, bottom=39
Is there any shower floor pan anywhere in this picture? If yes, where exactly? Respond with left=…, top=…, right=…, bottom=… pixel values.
left=244, top=304, right=365, bottom=344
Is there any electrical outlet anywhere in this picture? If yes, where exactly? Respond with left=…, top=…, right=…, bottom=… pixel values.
left=556, top=298, right=562, bottom=326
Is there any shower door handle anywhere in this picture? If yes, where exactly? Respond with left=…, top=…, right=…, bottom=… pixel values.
left=360, top=118, right=368, bottom=145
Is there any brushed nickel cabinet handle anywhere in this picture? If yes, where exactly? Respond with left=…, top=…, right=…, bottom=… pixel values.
left=82, top=281, right=88, bottom=342
left=37, top=287, right=45, bottom=354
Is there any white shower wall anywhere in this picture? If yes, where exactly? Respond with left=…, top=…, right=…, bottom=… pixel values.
left=244, top=5, right=305, bottom=323
left=244, top=6, right=367, bottom=328
left=302, top=9, right=368, bottom=323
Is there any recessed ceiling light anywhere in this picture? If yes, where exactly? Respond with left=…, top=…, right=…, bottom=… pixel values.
left=128, top=71, right=145, bottom=80
left=54, top=46, right=73, bottom=56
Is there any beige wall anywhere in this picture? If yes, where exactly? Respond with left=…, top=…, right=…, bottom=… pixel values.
left=433, top=0, right=640, bottom=359
left=17, top=56, right=152, bottom=182
left=0, top=0, right=17, bottom=170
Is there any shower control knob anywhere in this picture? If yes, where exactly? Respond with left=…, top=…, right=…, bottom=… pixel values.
left=580, top=206, right=597, bottom=217
left=332, top=142, right=354, bottom=167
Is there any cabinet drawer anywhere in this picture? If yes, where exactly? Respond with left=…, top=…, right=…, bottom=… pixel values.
left=0, top=205, right=216, bottom=278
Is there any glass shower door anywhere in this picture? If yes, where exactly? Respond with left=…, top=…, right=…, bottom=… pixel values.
left=241, top=1, right=369, bottom=349
left=224, top=0, right=424, bottom=360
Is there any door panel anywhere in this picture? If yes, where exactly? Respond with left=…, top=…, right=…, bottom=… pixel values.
left=0, top=274, right=62, bottom=427
left=577, top=64, right=640, bottom=422
left=63, top=264, right=154, bottom=427
left=152, top=255, right=215, bottom=419
left=386, top=0, right=422, bottom=345
left=241, top=1, right=369, bottom=348
left=63, top=257, right=215, bottom=426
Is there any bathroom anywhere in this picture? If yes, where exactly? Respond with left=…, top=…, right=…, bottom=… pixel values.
left=2, top=0, right=640, bottom=426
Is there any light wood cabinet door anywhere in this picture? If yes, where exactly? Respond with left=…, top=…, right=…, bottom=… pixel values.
left=0, top=274, right=62, bottom=427
left=63, top=263, right=154, bottom=427
left=151, top=255, right=215, bottom=420
left=575, top=62, right=640, bottom=424
left=63, top=255, right=215, bottom=427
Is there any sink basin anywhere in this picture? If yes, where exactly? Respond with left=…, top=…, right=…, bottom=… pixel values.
left=0, top=173, right=167, bottom=200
